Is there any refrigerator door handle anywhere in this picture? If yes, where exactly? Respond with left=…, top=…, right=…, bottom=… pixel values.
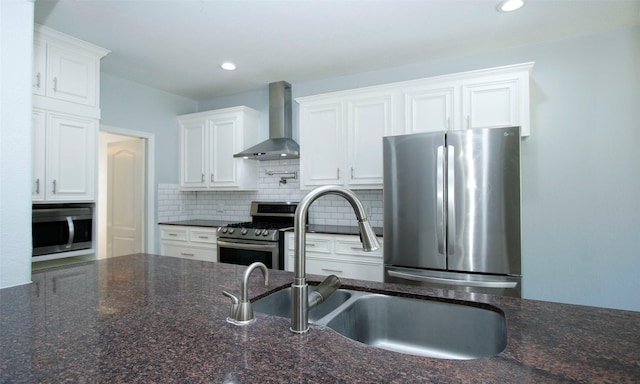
left=436, top=146, right=445, bottom=254
left=387, top=270, right=518, bottom=289
left=447, top=145, right=456, bottom=255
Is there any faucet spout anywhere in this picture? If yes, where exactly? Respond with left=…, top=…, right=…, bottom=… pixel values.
left=291, top=185, right=380, bottom=333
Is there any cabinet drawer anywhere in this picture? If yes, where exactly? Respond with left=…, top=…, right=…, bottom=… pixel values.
left=306, top=257, right=383, bottom=282
left=160, top=227, right=188, bottom=241
left=161, top=244, right=216, bottom=262
left=189, top=229, right=217, bottom=245
left=335, top=237, right=383, bottom=257
left=287, top=233, right=332, bottom=254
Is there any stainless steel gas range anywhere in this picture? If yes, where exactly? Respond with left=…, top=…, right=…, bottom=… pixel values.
left=216, top=201, right=298, bottom=270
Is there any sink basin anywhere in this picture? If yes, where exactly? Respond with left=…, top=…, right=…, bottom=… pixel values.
left=323, top=294, right=507, bottom=360
left=253, top=287, right=352, bottom=322
left=253, top=287, right=506, bottom=360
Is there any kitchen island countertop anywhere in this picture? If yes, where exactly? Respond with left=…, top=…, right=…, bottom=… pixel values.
left=1, top=254, right=639, bottom=383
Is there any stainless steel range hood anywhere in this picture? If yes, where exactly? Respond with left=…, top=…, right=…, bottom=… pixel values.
left=234, top=81, right=299, bottom=160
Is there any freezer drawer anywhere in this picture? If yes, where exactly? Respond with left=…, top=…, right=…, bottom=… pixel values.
left=384, top=266, right=521, bottom=298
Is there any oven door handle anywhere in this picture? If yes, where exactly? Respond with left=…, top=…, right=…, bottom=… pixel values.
left=217, top=240, right=277, bottom=252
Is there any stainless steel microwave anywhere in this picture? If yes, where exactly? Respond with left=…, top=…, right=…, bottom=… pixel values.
left=32, top=205, right=93, bottom=256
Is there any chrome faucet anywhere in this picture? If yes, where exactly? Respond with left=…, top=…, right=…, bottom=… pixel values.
left=223, top=262, right=269, bottom=325
left=291, top=185, right=380, bottom=333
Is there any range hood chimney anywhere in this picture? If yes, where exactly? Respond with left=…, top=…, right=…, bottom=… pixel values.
left=233, top=81, right=299, bottom=160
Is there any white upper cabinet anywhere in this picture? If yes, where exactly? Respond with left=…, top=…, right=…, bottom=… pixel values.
left=404, top=84, right=456, bottom=134
left=298, top=91, right=394, bottom=189
left=178, top=106, right=260, bottom=191
left=299, top=101, right=344, bottom=186
left=297, top=63, right=533, bottom=189
left=462, top=70, right=528, bottom=131
left=180, top=119, right=207, bottom=188
left=347, top=93, right=393, bottom=186
left=33, top=24, right=109, bottom=117
left=32, top=26, right=107, bottom=203
left=33, top=109, right=97, bottom=202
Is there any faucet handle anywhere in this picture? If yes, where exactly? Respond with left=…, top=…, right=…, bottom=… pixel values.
left=222, top=290, right=239, bottom=305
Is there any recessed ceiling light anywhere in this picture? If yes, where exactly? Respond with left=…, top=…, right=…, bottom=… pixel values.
left=498, top=0, right=524, bottom=12
left=221, top=62, right=236, bottom=71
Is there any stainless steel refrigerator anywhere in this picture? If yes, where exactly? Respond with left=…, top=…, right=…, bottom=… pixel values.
left=383, top=126, right=522, bottom=297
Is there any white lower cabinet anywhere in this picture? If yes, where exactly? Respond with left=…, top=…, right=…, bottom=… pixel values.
left=159, top=225, right=217, bottom=262
left=285, top=232, right=383, bottom=282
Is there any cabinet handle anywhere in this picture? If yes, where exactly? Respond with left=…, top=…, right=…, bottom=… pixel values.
left=198, top=236, right=209, bottom=239
left=351, top=246, right=366, bottom=251
left=306, top=243, right=316, bottom=247
left=210, top=173, right=214, bottom=182
left=201, top=173, right=205, bottom=182
left=36, top=73, right=41, bottom=89
left=337, top=168, right=340, bottom=179
left=351, top=167, right=354, bottom=179
left=321, top=268, right=343, bottom=273
left=52, top=180, right=57, bottom=194
left=53, top=77, right=58, bottom=92
left=180, top=253, right=195, bottom=257
left=35, top=178, right=40, bottom=194
left=168, top=233, right=178, bottom=236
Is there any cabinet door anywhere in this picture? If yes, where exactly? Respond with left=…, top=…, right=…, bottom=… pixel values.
left=180, top=119, right=207, bottom=188
left=209, top=117, right=238, bottom=187
left=46, top=113, right=96, bottom=201
left=300, top=101, right=345, bottom=187
left=347, top=94, right=393, bottom=187
left=32, top=40, right=46, bottom=96
left=46, top=44, right=99, bottom=106
left=32, top=110, right=46, bottom=201
left=405, top=86, right=455, bottom=133
left=462, top=78, right=519, bottom=130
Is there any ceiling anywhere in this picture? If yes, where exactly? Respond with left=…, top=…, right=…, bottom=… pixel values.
left=34, top=0, right=640, bottom=101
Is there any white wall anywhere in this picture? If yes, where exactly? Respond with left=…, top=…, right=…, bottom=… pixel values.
left=0, top=0, right=34, bottom=289
left=100, top=73, right=197, bottom=184
left=195, top=27, right=640, bottom=311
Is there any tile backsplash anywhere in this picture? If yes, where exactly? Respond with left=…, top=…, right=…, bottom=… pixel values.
left=158, top=159, right=384, bottom=227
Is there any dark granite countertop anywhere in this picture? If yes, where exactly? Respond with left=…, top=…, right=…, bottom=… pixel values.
left=158, top=219, right=230, bottom=228
left=2, top=254, right=639, bottom=383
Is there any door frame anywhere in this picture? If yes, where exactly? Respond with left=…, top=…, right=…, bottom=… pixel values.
left=99, top=124, right=156, bottom=257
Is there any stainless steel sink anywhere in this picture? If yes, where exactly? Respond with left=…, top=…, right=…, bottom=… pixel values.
left=253, top=287, right=507, bottom=360
left=323, top=293, right=507, bottom=360
left=252, top=287, right=352, bottom=322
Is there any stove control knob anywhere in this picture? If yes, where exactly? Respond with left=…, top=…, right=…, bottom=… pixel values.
left=221, top=228, right=228, bottom=234
left=262, top=230, right=270, bottom=236
left=241, top=229, right=248, bottom=235
left=228, top=228, right=235, bottom=234
left=254, top=229, right=261, bottom=236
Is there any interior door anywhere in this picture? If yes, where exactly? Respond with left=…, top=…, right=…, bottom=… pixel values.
left=107, top=139, right=145, bottom=257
